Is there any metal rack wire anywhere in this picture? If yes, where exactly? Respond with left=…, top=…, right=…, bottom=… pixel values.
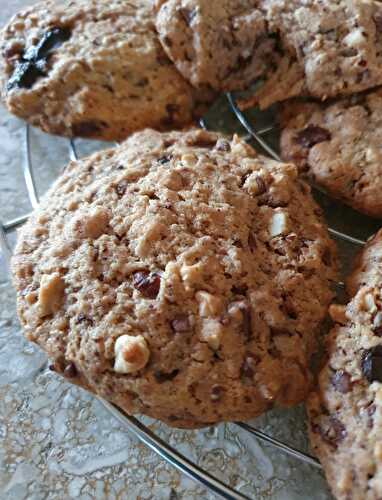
left=0, top=92, right=368, bottom=499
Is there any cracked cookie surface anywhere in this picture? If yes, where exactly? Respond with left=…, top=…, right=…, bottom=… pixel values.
left=12, top=128, right=336, bottom=428
left=0, top=0, right=213, bottom=141
left=279, top=89, right=382, bottom=218
left=308, top=230, right=382, bottom=500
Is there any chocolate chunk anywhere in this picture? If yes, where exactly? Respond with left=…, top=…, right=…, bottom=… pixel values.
left=211, top=384, right=223, bottom=401
left=295, top=125, right=331, bottom=149
left=7, top=27, right=71, bottom=91
left=171, top=315, right=190, bottom=333
left=154, top=369, right=179, bottom=383
left=64, top=362, right=77, bottom=378
left=133, top=271, right=161, bottom=299
left=361, top=346, right=382, bottom=383
left=331, top=370, right=351, bottom=394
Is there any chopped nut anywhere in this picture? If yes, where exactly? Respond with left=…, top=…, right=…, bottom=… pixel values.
left=196, top=291, right=223, bottom=317
left=38, top=273, right=65, bottom=317
left=114, top=335, right=150, bottom=374
left=269, top=211, right=288, bottom=237
left=69, top=207, right=110, bottom=239
left=200, top=319, right=223, bottom=350
left=329, top=304, right=347, bottom=325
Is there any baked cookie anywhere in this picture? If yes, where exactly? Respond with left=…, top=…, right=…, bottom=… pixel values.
left=12, top=128, right=336, bottom=428
left=308, top=230, right=382, bottom=500
left=241, top=0, right=382, bottom=109
left=155, top=0, right=279, bottom=92
left=0, top=0, right=213, bottom=141
left=279, top=90, right=382, bottom=218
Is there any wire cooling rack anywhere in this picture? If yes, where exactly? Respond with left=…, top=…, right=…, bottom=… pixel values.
left=0, top=92, right=376, bottom=499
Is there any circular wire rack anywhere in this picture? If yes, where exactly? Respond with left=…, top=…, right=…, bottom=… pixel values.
left=0, top=92, right=372, bottom=499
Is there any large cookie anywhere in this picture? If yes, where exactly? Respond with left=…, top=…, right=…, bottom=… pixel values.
left=279, top=90, right=382, bottom=218
left=12, top=128, right=336, bottom=428
left=241, top=0, right=382, bottom=109
left=308, top=230, right=382, bottom=500
left=155, top=0, right=279, bottom=92
left=0, top=0, right=213, bottom=141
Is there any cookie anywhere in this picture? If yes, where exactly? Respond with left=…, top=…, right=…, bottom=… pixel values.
left=308, top=230, right=382, bottom=500
left=0, top=0, right=213, bottom=141
left=241, top=0, right=382, bottom=109
left=155, top=0, right=279, bottom=92
left=279, top=90, right=382, bottom=218
left=11, top=128, right=336, bottom=428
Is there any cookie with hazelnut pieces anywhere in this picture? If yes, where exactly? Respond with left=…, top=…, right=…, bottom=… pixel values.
left=12, top=128, right=336, bottom=428
left=308, top=229, right=382, bottom=500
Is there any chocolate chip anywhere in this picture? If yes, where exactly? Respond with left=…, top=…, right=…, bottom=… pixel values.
left=154, top=369, right=179, bottom=383
left=72, top=120, right=105, bottom=137
left=171, top=315, right=190, bottom=333
left=64, top=362, right=77, bottom=378
left=7, top=27, right=71, bottom=91
left=331, top=370, right=351, bottom=394
left=133, top=271, right=161, bottom=299
left=211, top=385, right=223, bottom=401
left=361, top=346, right=382, bottom=383
left=295, top=125, right=331, bottom=149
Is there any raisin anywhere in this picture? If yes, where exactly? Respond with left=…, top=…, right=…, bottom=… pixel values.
left=317, top=417, right=347, bottom=448
left=331, top=370, right=351, bottom=394
left=157, top=155, right=172, bottom=165
left=115, top=180, right=128, bottom=197
left=133, top=271, right=161, bottom=299
left=72, top=121, right=105, bottom=137
left=171, top=315, right=190, bottom=333
left=178, top=7, right=196, bottom=26
left=215, top=139, right=231, bottom=152
left=154, top=369, right=179, bottom=383
left=295, top=125, right=331, bottom=149
left=76, top=313, right=94, bottom=326
left=241, top=355, right=256, bottom=378
left=7, top=26, right=71, bottom=91
left=254, top=176, right=267, bottom=195
left=231, top=285, right=248, bottom=296
left=248, top=232, right=257, bottom=251
left=211, top=385, right=223, bottom=401
left=361, top=346, right=382, bottom=383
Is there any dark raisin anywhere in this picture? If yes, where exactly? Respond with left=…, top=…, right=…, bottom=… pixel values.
left=241, top=355, right=256, bottom=378
left=331, top=370, right=351, bottom=394
left=211, top=385, right=223, bottom=401
left=374, top=326, right=382, bottom=337
left=295, top=125, right=331, bottom=149
left=231, top=285, right=248, bottom=296
left=254, top=176, right=267, bottom=195
left=361, top=346, right=382, bottom=383
left=154, top=369, right=179, bottom=383
left=7, top=27, right=71, bottom=91
left=171, top=315, right=190, bottom=333
left=64, top=362, right=77, bottom=378
left=133, top=271, right=161, bottom=299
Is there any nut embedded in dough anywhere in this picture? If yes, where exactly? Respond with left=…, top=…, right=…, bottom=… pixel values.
left=114, top=335, right=150, bottom=374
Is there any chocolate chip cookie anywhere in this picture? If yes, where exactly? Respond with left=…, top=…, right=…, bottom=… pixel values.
left=241, top=0, right=382, bottom=109
left=308, top=230, right=382, bottom=500
left=155, top=0, right=279, bottom=92
left=279, top=89, right=382, bottom=218
left=12, top=128, right=336, bottom=428
left=0, top=0, right=213, bottom=141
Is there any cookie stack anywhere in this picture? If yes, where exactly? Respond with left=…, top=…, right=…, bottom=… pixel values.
left=4, top=1, right=382, bottom=498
